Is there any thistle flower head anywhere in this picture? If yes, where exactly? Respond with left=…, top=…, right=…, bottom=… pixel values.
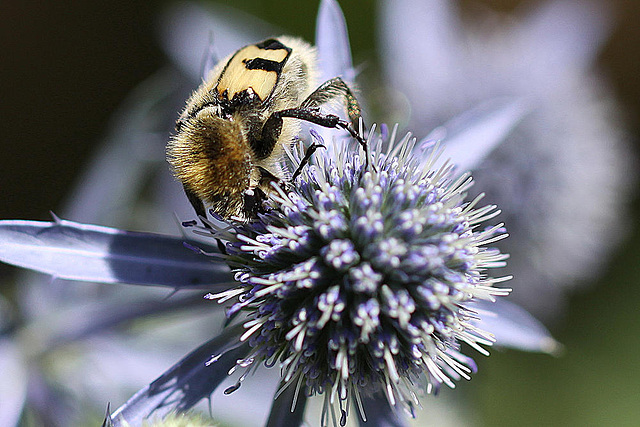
left=206, top=127, right=511, bottom=422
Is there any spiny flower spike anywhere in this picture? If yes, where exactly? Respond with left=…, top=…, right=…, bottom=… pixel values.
left=204, top=124, right=512, bottom=425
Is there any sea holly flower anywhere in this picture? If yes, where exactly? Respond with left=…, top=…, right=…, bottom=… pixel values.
left=0, top=1, right=559, bottom=425
left=0, top=124, right=557, bottom=427
left=196, top=127, right=514, bottom=422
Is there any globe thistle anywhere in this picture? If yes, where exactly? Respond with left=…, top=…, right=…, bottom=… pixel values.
left=202, top=126, right=511, bottom=422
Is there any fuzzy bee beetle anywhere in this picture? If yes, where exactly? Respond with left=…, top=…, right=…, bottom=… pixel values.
left=167, top=36, right=368, bottom=221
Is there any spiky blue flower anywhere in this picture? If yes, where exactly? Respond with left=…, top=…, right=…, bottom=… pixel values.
left=205, top=126, right=511, bottom=421
left=0, top=1, right=562, bottom=425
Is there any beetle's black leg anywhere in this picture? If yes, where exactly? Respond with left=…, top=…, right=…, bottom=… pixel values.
left=259, top=76, right=370, bottom=171
left=242, top=186, right=268, bottom=219
left=183, top=185, right=227, bottom=254
left=262, top=108, right=371, bottom=170
left=184, top=184, right=207, bottom=220
left=291, top=142, right=326, bottom=181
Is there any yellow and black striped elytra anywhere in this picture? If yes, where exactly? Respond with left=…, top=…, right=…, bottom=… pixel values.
left=167, top=36, right=368, bottom=221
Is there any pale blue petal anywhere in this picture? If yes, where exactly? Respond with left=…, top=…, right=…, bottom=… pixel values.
left=379, top=0, right=463, bottom=118
left=265, top=381, right=307, bottom=427
left=66, top=334, right=216, bottom=414
left=0, top=218, right=230, bottom=288
left=111, top=325, right=250, bottom=426
left=63, top=69, right=185, bottom=225
left=159, top=2, right=275, bottom=81
left=31, top=295, right=209, bottom=350
left=0, top=340, right=27, bottom=427
left=515, top=0, right=613, bottom=73
left=315, top=0, right=354, bottom=82
left=312, top=0, right=359, bottom=144
left=469, top=299, right=562, bottom=355
left=421, top=98, right=529, bottom=172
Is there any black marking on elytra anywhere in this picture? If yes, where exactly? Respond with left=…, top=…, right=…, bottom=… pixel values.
left=229, top=87, right=261, bottom=108
left=255, top=39, right=289, bottom=51
left=243, top=57, right=284, bottom=73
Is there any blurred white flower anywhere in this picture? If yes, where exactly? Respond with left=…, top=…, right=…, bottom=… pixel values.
left=379, top=0, right=634, bottom=320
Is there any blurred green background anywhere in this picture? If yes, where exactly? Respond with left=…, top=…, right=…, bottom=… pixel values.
left=1, top=0, right=639, bottom=425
